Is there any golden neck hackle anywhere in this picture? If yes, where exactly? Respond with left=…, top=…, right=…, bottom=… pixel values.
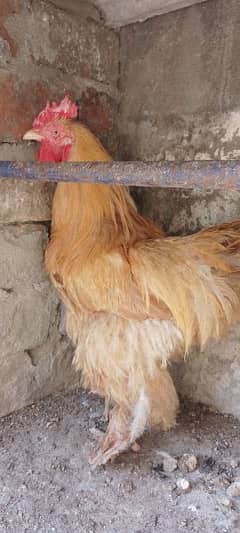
left=48, top=122, right=162, bottom=269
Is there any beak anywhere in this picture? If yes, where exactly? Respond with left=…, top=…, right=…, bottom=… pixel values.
left=23, top=129, right=43, bottom=142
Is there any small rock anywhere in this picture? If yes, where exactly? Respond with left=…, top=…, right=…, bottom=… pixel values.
left=227, top=481, right=240, bottom=498
left=163, top=456, right=178, bottom=473
left=152, top=465, right=168, bottom=479
left=230, top=459, right=239, bottom=469
left=176, top=478, right=190, bottom=491
left=178, top=454, right=197, bottom=473
left=188, top=505, right=198, bottom=513
left=217, top=474, right=232, bottom=489
left=220, top=497, right=232, bottom=508
left=46, top=418, right=59, bottom=428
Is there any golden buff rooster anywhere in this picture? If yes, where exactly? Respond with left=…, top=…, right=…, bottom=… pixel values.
left=23, top=96, right=240, bottom=466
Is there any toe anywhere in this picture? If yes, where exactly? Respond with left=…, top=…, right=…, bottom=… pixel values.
left=89, top=437, right=130, bottom=466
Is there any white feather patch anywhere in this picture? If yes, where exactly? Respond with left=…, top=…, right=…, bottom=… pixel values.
left=130, top=389, right=151, bottom=442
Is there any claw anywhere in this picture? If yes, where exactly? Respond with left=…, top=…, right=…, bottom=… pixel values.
left=89, top=406, right=131, bottom=466
left=131, top=441, right=141, bottom=453
left=90, top=437, right=130, bottom=466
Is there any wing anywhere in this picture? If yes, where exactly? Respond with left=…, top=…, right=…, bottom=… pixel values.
left=52, top=247, right=172, bottom=322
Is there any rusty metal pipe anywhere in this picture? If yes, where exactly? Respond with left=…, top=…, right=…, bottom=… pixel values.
left=1, top=160, right=240, bottom=188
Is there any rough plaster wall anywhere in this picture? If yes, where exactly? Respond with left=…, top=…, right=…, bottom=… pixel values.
left=0, top=0, right=119, bottom=416
left=0, top=225, right=76, bottom=416
left=119, top=0, right=240, bottom=417
left=51, top=0, right=208, bottom=26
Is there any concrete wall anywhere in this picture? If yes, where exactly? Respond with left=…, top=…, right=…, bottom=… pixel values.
left=0, top=0, right=119, bottom=416
left=119, top=0, right=240, bottom=417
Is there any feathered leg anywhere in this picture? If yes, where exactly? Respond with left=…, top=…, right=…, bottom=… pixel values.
left=104, top=397, right=110, bottom=422
left=90, top=406, right=130, bottom=466
left=146, top=367, right=179, bottom=431
left=90, top=368, right=178, bottom=466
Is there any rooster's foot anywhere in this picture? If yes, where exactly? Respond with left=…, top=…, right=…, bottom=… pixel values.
left=89, top=406, right=134, bottom=466
left=90, top=434, right=131, bottom=466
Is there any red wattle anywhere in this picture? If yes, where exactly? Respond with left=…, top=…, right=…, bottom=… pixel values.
left=37, top=142, right=71, bottom=162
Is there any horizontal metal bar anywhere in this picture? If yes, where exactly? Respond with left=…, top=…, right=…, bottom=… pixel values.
left=1, top=160, right=240, bottom=188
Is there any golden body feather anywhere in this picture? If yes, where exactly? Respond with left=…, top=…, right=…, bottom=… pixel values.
left=43, top=122, right=240, bottom=464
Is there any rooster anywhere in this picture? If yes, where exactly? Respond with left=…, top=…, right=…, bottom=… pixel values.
left=23, top=96, right=240, bottom=466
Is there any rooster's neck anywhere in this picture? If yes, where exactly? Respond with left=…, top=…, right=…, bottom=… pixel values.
left=51, top=180, right=146, bottom=246
left=51, top=127, right=159, bottom=246
left=47, top=179, right=162, bottom=277
left=46, top=126, right=162, bottom=272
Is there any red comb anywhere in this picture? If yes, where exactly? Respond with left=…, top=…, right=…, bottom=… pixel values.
left=33, top=96, right=78, bottom=128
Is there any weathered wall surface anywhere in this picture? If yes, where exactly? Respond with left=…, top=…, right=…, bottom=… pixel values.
left=0, top=0, right=119, bottom=416
left=120, top=0, right=240, bottom=417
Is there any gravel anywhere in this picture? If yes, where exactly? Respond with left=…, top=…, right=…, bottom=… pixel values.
left=0, top=391, right=240, bottom=532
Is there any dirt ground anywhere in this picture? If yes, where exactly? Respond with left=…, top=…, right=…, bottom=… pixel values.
left=1, top=390, right=240, bottom=533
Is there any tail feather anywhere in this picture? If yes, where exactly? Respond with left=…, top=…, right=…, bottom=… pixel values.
left=132, top=219, right=240, bottom=354
left=198, top=219, right=240, bottom=255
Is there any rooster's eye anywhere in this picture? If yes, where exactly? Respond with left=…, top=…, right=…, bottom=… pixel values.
left=54, top=131, right=58, bottom=135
